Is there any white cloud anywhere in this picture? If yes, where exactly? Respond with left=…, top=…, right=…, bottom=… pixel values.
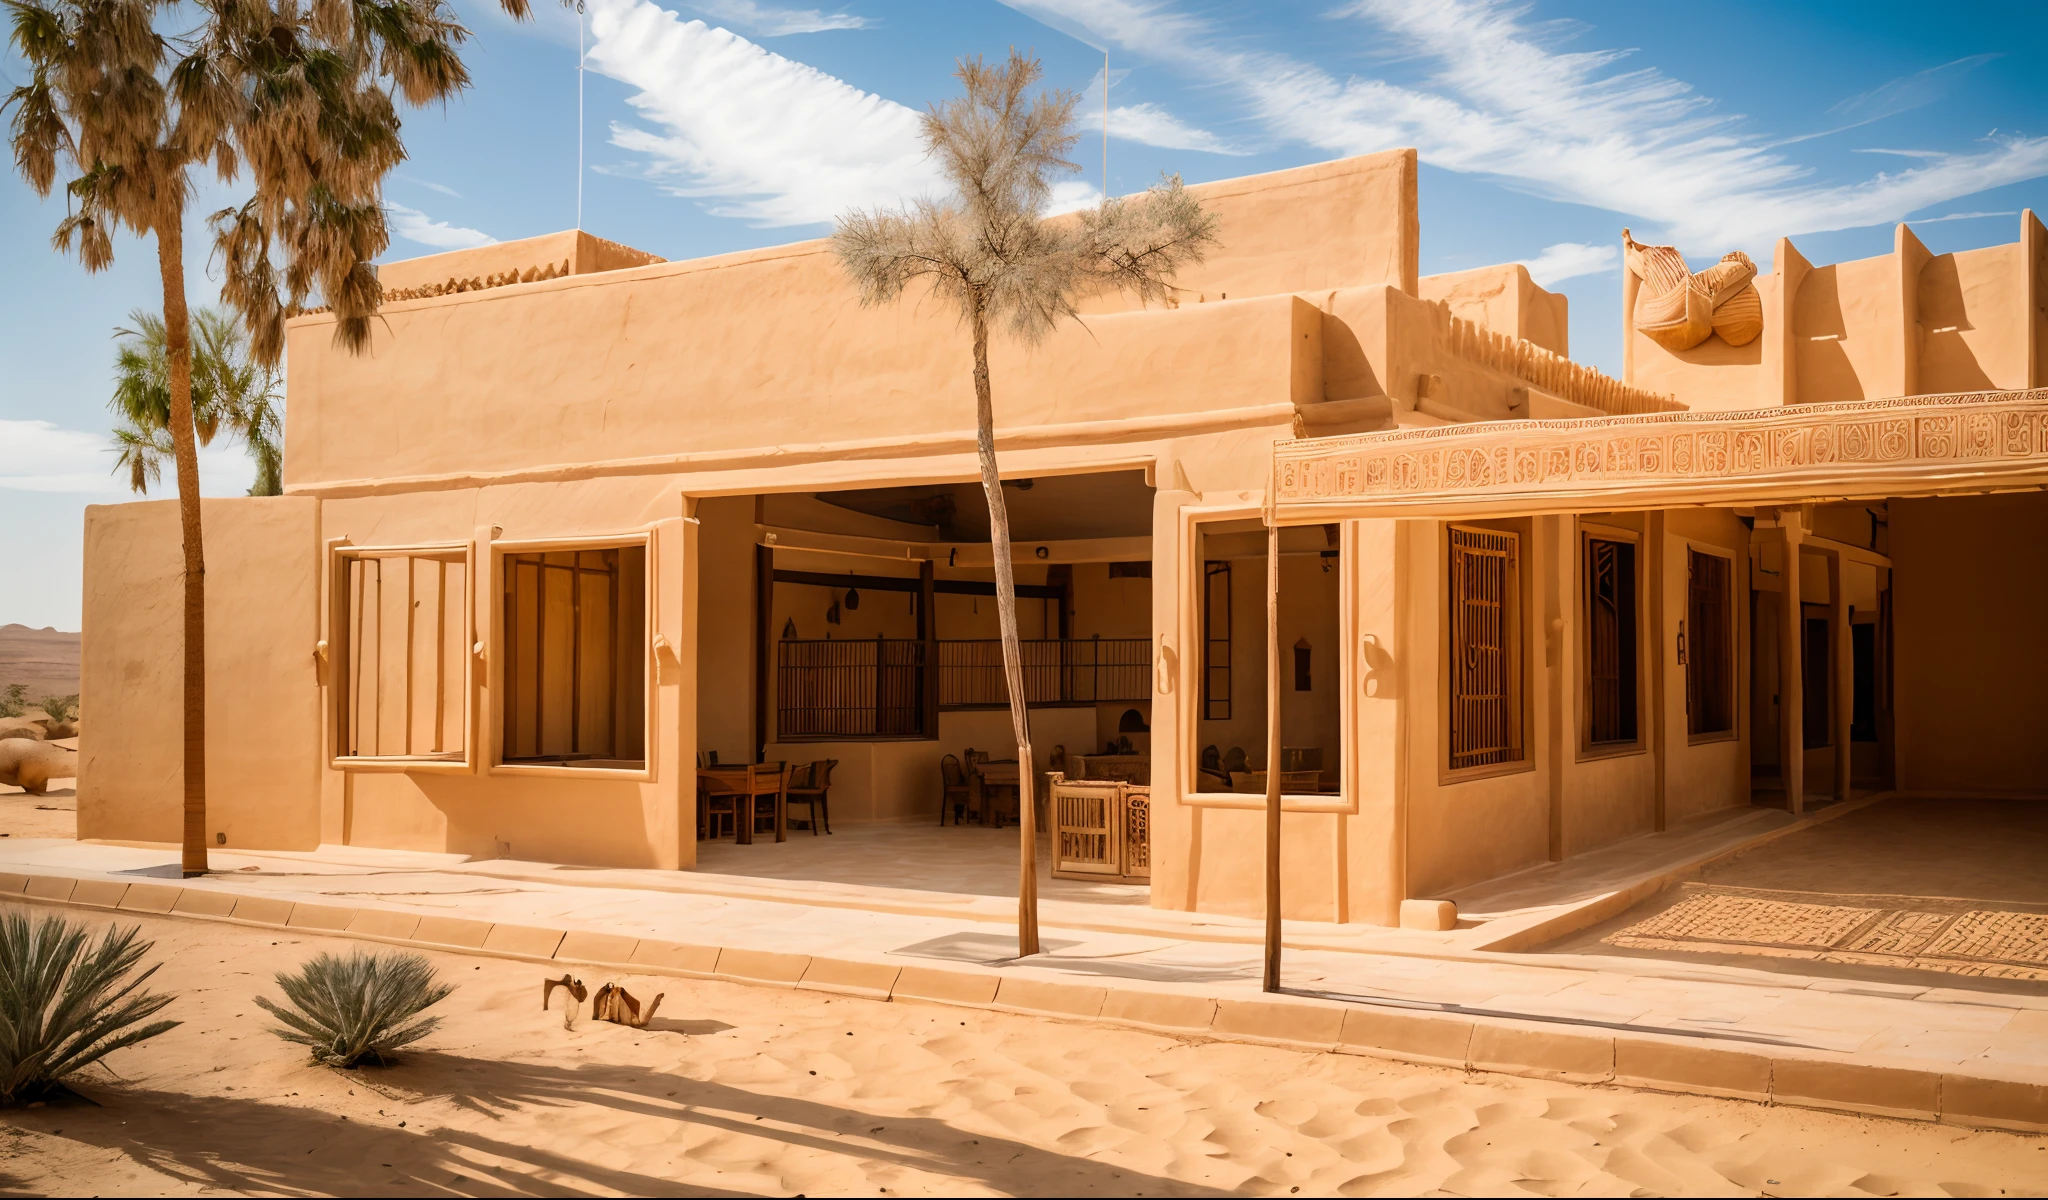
left=385, top=202, right=497, bottom=250
left=1518, top=242, right=1618, bottom=286
left=1001, top=0, right=2048, bottom=254
left=1046, top=179, right=1103, bottom=215
left=1912, top=210, right=2017, bottom=224
left=589, top=0, right=939, bottom=226
left=1084, top=69, right=1246, bottom=155
left=687, top=0, right=868, bottom=35
left=399, top=174, right=464, bottom=199
left=0, top=420, right=255, bottom=496
left=0, top=421, right=121, bottom=494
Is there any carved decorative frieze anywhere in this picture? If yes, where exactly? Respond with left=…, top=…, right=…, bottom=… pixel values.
left=1273, top=389, right=2048, bottom=513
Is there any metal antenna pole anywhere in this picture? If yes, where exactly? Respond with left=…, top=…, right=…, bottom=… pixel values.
left=577, top=0, right=586, bottom=230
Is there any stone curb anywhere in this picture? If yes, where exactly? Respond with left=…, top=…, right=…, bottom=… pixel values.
left=3, top=870, right=2043, bottom=1133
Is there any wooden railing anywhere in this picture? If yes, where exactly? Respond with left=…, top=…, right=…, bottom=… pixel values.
left=776, top=638, right=928, bottom=740
left=937, top=637, right=1150, bottom=709
left=775, top=636, right=1149, bottom=741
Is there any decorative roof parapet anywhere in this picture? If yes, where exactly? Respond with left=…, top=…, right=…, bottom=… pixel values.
left=290, top=259, right=575, bottom=316
left=1273, top=388, right=2048, bottom=515
left=1425, top=298, right=1682, bottom=417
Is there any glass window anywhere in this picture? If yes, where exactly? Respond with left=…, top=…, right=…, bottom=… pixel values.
left=501, top=545, right=647, bottom=767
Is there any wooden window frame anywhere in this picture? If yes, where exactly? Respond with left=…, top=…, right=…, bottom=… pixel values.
left=1441, top=521, right=1530, bottom=782
left=1683, top=543, right=1739, bottom=744
left=1578, top=524, right=1645, bottom=759
left=1178, top=504, right=1356, bottom=814
left=329, top=541, right=476, bottom=774
left=488, top=532, right=657, bottom=782
left=1201, top=560, right=1232, bottom=721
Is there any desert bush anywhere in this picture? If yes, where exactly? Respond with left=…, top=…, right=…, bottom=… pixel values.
left=0, top=684, right=26, bottom=718
left=257, top=950, right=453, bottom=1068
left=0, top=911, right=180, bottom=1106
left=39, top=695, right=79, bottom=724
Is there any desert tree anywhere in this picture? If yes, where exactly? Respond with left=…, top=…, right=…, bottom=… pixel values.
left=109, top=307, right=284, bottom=496
left=7, top=0, right=534, bottom=875
left=833, top=51, right=1216, bottom=954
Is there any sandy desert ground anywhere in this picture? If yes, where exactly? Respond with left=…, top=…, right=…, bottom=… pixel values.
left=1, top=908, right=2044, bottom=1197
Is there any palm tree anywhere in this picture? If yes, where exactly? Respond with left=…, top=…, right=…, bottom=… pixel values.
left=108, top=307, right=284, bottom=497
left=833, top=52, right=1217, bottom=954
left=8, top=0, right=534, bottom=875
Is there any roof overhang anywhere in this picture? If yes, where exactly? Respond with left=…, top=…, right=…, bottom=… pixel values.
left=1272, top=388, right=2048, bottom=521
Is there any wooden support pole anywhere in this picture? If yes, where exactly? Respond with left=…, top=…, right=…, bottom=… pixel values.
left=754, top=541, right=774, bottom=763
left=1263, top=519, right=1283, bottom=993
left=433, top=559, right=447, bottom=755
left=1648, top=511, right=1668, bottom=832
left=919, top=559, right=938, bottom=737
left=1778, top=516, right=1804, bottom=814
left=1830, top=549, right=1852, bottom=802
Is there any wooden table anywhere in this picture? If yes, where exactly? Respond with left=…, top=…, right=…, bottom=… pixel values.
left=975, top=759, right=1020, bottom=827
left=698, top=767, right=786, bottom=844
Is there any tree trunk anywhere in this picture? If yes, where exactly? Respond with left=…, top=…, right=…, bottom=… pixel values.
left=157, top=207, right=209, bottom=877
left=971, top=303, right=1039, bottom=956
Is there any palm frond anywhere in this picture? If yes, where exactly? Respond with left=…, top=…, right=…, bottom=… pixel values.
left=0, top=911, right=179, bottom=1106
left=257, top=950, right=452, bottom=1068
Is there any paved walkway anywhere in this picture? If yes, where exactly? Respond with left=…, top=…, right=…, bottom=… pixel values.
left=2, top=829, right=2043, bottom=1086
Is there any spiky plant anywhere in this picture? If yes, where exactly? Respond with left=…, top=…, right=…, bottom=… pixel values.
left=833, top=51, right=1216, bottom=953
left=256, top=950, right=452, bottom=1068
left=0, top=911, right=180, bottom=1106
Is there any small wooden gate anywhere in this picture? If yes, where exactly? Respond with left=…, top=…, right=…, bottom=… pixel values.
left=1050, top=775, right=1150, bottom=882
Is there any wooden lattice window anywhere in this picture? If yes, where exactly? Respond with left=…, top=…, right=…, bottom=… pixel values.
left=1202, top=560, right=1232, bottom=721
left=500, top=546, right=648, bottom=766
left=1448, top=526, right=1522, bottom=770
left=336, top=547, right=470, bottom=763
left=1685, top=549, right=1733, bottom=736
left=1584, top=536, right=1638, bottom=746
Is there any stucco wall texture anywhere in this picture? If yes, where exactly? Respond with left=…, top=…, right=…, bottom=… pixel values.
left=73, top=147, right=2048, bottom=925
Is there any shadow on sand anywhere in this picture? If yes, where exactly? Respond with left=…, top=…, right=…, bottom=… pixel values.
left=29, top=1046, right=1231, bottom=1197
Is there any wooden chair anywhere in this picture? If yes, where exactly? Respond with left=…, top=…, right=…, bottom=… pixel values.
left=747, top=761, right=790, bottom=841
left=701, top=762, right=788, bottom=844
left=939, top=754, right=975, bottom=825
left=787, top=759, right=835, bottom=835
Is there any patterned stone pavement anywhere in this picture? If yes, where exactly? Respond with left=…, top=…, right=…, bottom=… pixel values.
left=1607, top=884, right=2048, bottom=981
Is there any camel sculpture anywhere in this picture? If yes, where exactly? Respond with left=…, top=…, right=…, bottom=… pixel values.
left=1624, top=229, right=1764, bottom=352
left=543, top=973, right=588, bottom=1028
left=592, top=982, right=664, bottom=1028
left=0, top=739, right=76, bottom=795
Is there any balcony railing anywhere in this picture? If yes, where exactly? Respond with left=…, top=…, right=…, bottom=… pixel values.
left=936, top=637, right=1149, bottom=709
left=775, top=636, right=1148, bottom=741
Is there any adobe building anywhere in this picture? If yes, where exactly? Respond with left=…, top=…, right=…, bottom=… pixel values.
left=78, top=149, right=2048, bottom=926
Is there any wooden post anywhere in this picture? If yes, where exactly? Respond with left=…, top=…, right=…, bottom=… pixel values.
left=1263, top=519, right=1283, bottom=993
left=1648, top=512, right=1668, bottom=831
left=919, top=558, right=938, bottom=738
left=754, top=541, right=774, bottom=763
left=1778, top=515, right=1804, bottom=814
left=1830, top=549, right=1852, bottom=802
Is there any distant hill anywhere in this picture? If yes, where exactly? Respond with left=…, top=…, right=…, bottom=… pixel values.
left=0, top=624, right=81, bottom=701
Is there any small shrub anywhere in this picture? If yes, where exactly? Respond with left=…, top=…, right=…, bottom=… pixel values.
left=39, top=695, right=79, bottom=724
left=0, top=684, right=25, bottom=718
left=0, top=911, right=180, bottom=1106
left=257, top=950, right=453, bottom=1068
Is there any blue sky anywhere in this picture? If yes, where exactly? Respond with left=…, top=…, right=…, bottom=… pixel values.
left=3, top=0, right=2045, bottom=629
